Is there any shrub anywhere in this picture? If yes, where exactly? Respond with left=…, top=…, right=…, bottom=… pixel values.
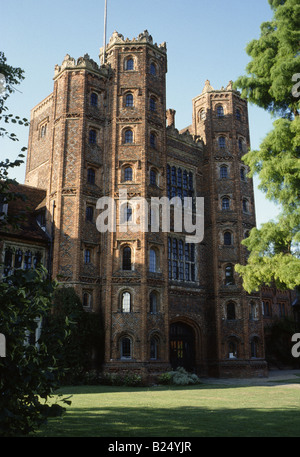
left=158, top=367, right=201, bottom=386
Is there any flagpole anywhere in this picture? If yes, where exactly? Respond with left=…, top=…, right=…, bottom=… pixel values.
left=102, top=0, right=107, bottom=64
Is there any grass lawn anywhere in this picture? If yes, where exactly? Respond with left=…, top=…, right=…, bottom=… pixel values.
left=35, top=382, right=300, bottom=437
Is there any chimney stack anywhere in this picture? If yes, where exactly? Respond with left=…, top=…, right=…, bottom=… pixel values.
left=166, top=109, right=176, bottom=127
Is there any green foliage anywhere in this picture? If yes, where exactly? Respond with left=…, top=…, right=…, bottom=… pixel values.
left=0, top=268, right=71, bottom=436
left=158, top=367, right=201, bottom=386
left=102, top=372, right=143, bottom=387
left=234, top=0, right=300, bottom=292
left=41, top=287, right=104, bottom=384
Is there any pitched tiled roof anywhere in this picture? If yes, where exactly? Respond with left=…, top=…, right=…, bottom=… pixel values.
left=0, top=182, right=49, bottom=243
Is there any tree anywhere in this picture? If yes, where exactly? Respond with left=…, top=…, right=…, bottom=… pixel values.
left=234, top=0, right=300, bottom=292
left=0, top=51, right=29, bottom=228
left=0, top=268, right=71, bottom=436
left=0, top=53, right=71, bottom=436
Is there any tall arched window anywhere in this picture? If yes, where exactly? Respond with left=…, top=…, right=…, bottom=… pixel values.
left=86, top=206, right=94, bottom=222
left=122, top=246, right=132, bottom=270
left=125, top=93, right=134, bottom=107
left=224, top=231, right=232, bottom=245
left=228, top=339, right=238, bottom=358
left=227, top=302, right=236, bottom=320
left=121, top=291, right=131, bottom=313
left=150, top=169, right=157, bottom=186
left=149, top=249, right=157, bottom=273
left=150, top=132, right=156, bottom=148
left=240, top=167, right=246, bottom=181
left=236, top=108, right=241, bottom=121
left=87, top=168, right=95, bottom=184
left=123, top=166, right=133, bottom=181
left=218, top=136, right=226, bottom=149
left=150, top=291, right=158, bottom=313
left=220, top=165, right=228, bottom=179
left=125, top=58, right=134, bottom=71
left=242, top=198, right=248, bottom=213
left=124, top=129, right=133, bottom=144
left=238, top=138, right=243, bottom=152
left=90, top=93, right=98, bottom=107
left=225, top=264, right=235, bottom=285
left=121, top=336, right=132, bottom=358
left=250, top=337, right=259, bottom=358
left=150, top=97, right=156, bottom=112
left=121, top=203, right=132, bottom=223
left=150, top=62, right=156, bottom=76
left=150, top=336, right=159, bottom=360
left=217, top=105, right=224, bottom=117
left=89, top=129, right=96, bottom=144
left=222, top=197, right=230, bottom=211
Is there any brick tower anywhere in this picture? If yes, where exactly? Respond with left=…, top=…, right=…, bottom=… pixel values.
left=191, top=80, right=266, bottom=377
left=100, top=31, right=171, bottom=376
left=24, top=32, right=268, bottom=379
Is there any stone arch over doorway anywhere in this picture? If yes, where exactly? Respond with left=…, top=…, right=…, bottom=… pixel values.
left=169, top=318, right=202, bottom=372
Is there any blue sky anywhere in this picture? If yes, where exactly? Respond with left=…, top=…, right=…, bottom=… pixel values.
left=1, top=0, right=280, bottom=227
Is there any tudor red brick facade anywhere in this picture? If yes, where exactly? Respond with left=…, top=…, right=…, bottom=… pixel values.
left=21, top=30, right=295, bottom=379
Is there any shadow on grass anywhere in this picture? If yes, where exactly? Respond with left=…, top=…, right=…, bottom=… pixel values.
left=37, top=384, right=300, bottom=438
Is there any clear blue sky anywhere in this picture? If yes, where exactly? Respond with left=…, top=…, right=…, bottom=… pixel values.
left=1, top=0, right=280, bottom=227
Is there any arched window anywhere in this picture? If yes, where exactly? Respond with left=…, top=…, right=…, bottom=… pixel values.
left=125, top=58, right=134, bottom=71
left=150, top=169, right=157, bottom=186
left=84, top=249, right=91, bottom=264
left=83, top=292, right=92, bottom=307
left=150, top=62, right=156, bottom=76
left=224, top=231, right=232, bottom=245
left=123, top=166, right=133, bottom=182
left=150, top=97, right=156, bottom=112
left=124, top=129, right=133, bottom=144
left=121, top=203, right=133, bottom=223
left=150, top=132, right=156, bottom=148
left=218, top=136, right=226, bottom=149
left=122, top=246, right=131, bottom=270
left=121, top=336, right=132, bottom=358
left=228, top=339, right=238, bottom=358
left=87, top=168, right=95, bottom=184
left=91, top=92, right=98, bottom=107
left=149, top=248, right=157, bottom=273
left=150, top=291, right=158, bottom=313
left=121, top=291, right=131, bottom=313
left=89, top=129, right=96, bottom=144
left=222, top=197, right=230, bottom=211
left=150, top=336, right=159, bottom=360
left=125, top=93, right=134, bottom=107
left=227, top=302, right=236, bottom=320
left=238, top=138, right=243, bottom=152
left=249, top=301, right=258, bottom=320
left=217, top=105, right=224, bottom=118
left=236, top=108, right=241, bottom=121
left=240, top=167, right=246, bottom=181
left=220, top=165, right=228, bottom=179
left=242, top=198, right=248, bottom=213
left=225, top=264, right=235, bottom=285
left=250, top=337, right=259, bottom=358
left=86, top=206, right=94, bottom=222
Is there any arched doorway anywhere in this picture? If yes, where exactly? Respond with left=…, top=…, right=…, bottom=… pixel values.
left=170, top=322, right=195, bottom=371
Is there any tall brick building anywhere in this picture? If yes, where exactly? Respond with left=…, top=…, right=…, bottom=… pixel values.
left=23, top=30, right=271, bottom=378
